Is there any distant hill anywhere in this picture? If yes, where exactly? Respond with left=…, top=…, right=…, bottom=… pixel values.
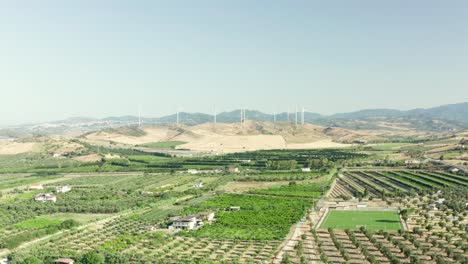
left=2, top=102, right=466, bottom=138
left=407, top=102, right=468, bottom=124
left=145, top=103, right=467, bottom=131
left=330, top=109, right=404, bottom=119
left=329, top=102, right=468, bottom=124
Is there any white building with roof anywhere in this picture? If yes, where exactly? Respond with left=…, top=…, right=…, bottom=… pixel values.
left=56, top=186, right=71, bottom=193
left=35, top=193, right=57, bottom=203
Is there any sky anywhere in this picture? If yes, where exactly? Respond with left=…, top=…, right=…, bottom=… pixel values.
left=1, top=1, right=467, bottom=125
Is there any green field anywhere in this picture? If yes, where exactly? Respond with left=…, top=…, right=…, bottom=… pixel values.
left=320, top=210, right=402, bottom=230
left=141, top=141, right=186, bottom=149
left=14, top=217, right=62, bottom=230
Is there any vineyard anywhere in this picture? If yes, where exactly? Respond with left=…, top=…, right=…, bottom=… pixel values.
left=329, top=170, right=468, bottom=199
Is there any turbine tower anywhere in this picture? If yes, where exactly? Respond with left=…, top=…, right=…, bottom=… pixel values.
left=240, top=109, right=243, bottom=123
left=138, top=106, right=142, bottom=128
left=301, top=107, right=305, bottom=125
left=295, top=106, right=298, bottom=126
left=213, top=106, right=217, bottom=124
left=240, top=108, right=247, bottom=124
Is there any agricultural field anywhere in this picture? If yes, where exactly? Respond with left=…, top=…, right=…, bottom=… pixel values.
left=0, top=147, right=466, bottom=264
left=329, top=169, right=468, bottom=199
left=139, top=141, right=186, bottom=149
left=320, top=210, right=403, bottom=230
left=182, top=194, right=312, bottom=240
left=0, top=147, right=364, bottom=174
left=276, top=186, right=467, bottom=264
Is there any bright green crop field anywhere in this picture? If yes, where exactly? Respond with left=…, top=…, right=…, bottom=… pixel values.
left=320, top=210, right=402, bottom=230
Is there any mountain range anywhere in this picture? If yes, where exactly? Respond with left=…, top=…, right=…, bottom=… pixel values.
left=56, top=102, right=468, bottom=125
left=1, top=102, right=467, bottom=138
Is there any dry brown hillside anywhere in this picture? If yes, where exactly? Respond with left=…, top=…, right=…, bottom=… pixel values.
left=82, top=121, right=377, bottom=153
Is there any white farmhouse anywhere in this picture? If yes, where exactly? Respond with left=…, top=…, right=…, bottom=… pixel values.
left=405, top=159, right=420, bottom=165
left=35, top=193, right=57, bottom=203
left=169, top=212, right=215, bottom=230
left=301, top=167, right=311, bottom=172
left=170, top=216, right=197, bottom=230
left=56, top=186, right=71, bottom=193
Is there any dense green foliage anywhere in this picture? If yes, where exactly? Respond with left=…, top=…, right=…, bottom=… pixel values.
left=249, top=182, right=326, bottom=198
left=182, top=194, right=311, bottom=240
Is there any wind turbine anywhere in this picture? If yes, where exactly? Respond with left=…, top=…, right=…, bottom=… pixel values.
left=213, top=105, right=217, bottom=124
left=138, top=105, right=142, bottom=128
left=295, top=106, right=298, bottom=126
left=176, top=106, right=184, bottom=126
left=302, top=107, right=305, bottom=125
left=240, top=108, right=248, bottom=124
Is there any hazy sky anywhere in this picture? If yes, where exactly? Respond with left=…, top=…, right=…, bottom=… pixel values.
left=1, top=1, right=467, bottom=125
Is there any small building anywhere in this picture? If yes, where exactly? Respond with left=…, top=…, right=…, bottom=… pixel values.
left=53, top=153, right=62, bottom=158
left=169, top=212, right=215, bottom=230
left=448, top=167, right=460, bottom=173
left=29, top=183, right=43, bottom=190
left=227, top=167, right=240, bottom=173
left=170, top=216, right=197, bottom=230
left=187, top=169, right=199, bottom=174
left=405, top=159, right=420, bottom=165
left=436, top=198, right=445, bottom=204
left=301, top=167, right=311, bottom=172
left=228, top=206, right=241, bottom=211
left=35, top=193, right=57, bottom=203
left=56, top=186, right=71, bottom=193
left=427, top=204, right=438, bottom=211
left=56, top=258, right=74, bottom=264
left=193, top=182, right=204, bottom=188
